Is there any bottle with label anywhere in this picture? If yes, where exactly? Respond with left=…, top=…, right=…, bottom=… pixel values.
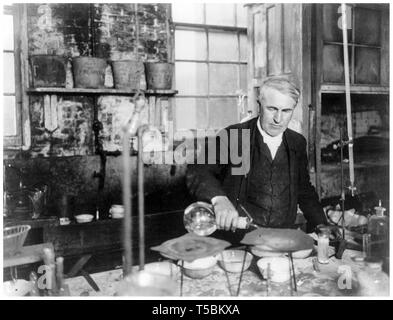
left=367, top=200, right=389, bottom=259
left=357, top=258, right=389, bottom=296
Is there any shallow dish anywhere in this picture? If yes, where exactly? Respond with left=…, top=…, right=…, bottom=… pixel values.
left=217, top=250, right=253, bottom=273
left=251, top=245, right=312, bottom=259
left=181, top=256, right=217, bottom=279
left=250, top=246, right=285, bottom=258
left=290, top=248, right=313, bottom=259
left=75, top=214, right=94, bottom=223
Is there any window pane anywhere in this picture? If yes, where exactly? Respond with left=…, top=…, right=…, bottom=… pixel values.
left=172, top=3, right=204, bottom=24
left=322, top=4, right=352, bottom=43
left=236, top=3, right=248, bottom=28
left=355, top=7, right=381, bottom=46
left=323, top=44, right=344, bottom=83
left=3, top=52, right=15, bottom=93
left=3, top=96, right=17, bottom=136
left=2, top=14, right=14, bottom=51
left=253, top=11, right=265, bottom=78
left=210, top=63, right=238, bottom=95
left=175, top=98, right=207, bottom=130
left=175, top=62, right=208, bottom=95
left=240, top=64, right=247, bottom=92
left=209, top=31, right=238, bottom=61
left=267, top=5, right=282, bottom=75
left=175, top=29, right=207, bottom=60
left=208, top=98, right=238, bottom=129
left=355, top=47, right=380, bottom=84
left=239, top=33, right=247, bottom=62
left=206, top=3, right=235, bottom=26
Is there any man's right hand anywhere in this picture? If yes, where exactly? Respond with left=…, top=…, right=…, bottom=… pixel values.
left=211, top=196, right=240, bottom=232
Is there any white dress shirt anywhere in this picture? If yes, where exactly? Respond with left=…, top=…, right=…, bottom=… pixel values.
left=257, top=117, right=283, bottom=160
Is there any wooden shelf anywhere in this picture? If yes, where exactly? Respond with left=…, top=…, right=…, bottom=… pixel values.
left=4, top=216, right=59, bottom=229
left=320, top=84, right=389, bottom=94
left=27, top=87, right=178, bottom=96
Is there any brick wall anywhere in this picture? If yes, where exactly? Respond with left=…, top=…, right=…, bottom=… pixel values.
left=4, top=3, right=187, bottom=217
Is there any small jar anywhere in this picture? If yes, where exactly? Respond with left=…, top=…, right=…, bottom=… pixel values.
left=317, top=227, right=331, bottom=264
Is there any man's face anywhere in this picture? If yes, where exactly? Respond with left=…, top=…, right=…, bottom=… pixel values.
left=259, top=88, right=296, bottom=137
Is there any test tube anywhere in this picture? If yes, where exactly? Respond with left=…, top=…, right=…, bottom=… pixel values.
left=362, top=233, right=371, bottom=258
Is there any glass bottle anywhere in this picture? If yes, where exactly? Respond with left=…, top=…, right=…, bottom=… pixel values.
left=317, top=227, right=330, bottom=264
left=357, top=258, right=389, bottom=296
left=367, top=200, right=389, bottom=259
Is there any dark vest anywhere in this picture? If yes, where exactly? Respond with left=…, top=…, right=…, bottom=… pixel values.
left=244, top=132, right=291, bottom=227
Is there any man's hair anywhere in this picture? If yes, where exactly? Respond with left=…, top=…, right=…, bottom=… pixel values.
left=259, top=77, right=300, bottom=105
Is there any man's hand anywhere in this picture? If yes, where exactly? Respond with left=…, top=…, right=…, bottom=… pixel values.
left=211, top=196, right=239, bottom=231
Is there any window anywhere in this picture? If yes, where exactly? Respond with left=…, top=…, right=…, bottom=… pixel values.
left=322, top=4, right=384, bottom=84
left=172, top=3, right=248, bottom=132
left=2, top=4, right=28, bottom=149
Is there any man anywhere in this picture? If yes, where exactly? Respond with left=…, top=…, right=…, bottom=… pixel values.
left=186, top=77, right=327, bottom=235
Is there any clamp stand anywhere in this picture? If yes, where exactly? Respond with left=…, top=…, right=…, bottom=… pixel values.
left=334, top=128, right=356, bottom=259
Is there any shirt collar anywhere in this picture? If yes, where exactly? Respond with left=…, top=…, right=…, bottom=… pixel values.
left=257, top=117, right=283, bottom=143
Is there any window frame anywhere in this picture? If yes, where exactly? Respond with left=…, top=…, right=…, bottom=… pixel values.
left=171, top=4, right=248, bottom=131
left=3, top=4, right=30, bottom=150
left=322, top=3, right=384, bottom=85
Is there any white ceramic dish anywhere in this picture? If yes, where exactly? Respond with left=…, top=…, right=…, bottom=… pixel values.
left=59, top=217, right=71, bottom=225
left=250, top=246, right=285, bottom=258
left=251, top=246, right=312, bottom=259
left=257, top=257, right=292, bottom=283
left=217, top=250, right=253, bottom=273
left=112, top=213, right=125, bottom=219
left=290, top=248, right=313, bottom=259
left=143, top=261, right=180, bottom=277
left=182, top=256, right=217, bottom=279
left=75, top=214, right=94, bottom=223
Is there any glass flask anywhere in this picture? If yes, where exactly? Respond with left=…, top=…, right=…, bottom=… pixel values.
left=184, top=202, right=217, bottom=236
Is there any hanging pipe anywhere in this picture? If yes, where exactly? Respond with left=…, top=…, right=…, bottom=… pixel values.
left=341, top=4, right=356, bottom=196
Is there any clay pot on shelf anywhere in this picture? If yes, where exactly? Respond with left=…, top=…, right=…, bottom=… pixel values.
left=30, top=55, right=68, bottom=87
left=144, top=62, right=174, bottom=90
left=72, top=57, right=107, bottom=89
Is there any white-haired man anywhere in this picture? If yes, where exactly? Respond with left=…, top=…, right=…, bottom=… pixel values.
left=186, top=77, right=327, bottom=235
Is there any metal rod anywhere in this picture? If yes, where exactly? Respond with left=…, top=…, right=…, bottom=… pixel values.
left=341, top=3, right=355, bottom=196
left=289, top=252, right=297, bottom=293
left=122, top=130, right=132, bottom=276
left=340, top=128, right=346, bottom=240
left=180, top=260, right=184, bottom=296
left=137, top=126, right=147, bottom=270
left=266, top=263, right=271, bottom=296
left=236, top=248, right=248, bottom=296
